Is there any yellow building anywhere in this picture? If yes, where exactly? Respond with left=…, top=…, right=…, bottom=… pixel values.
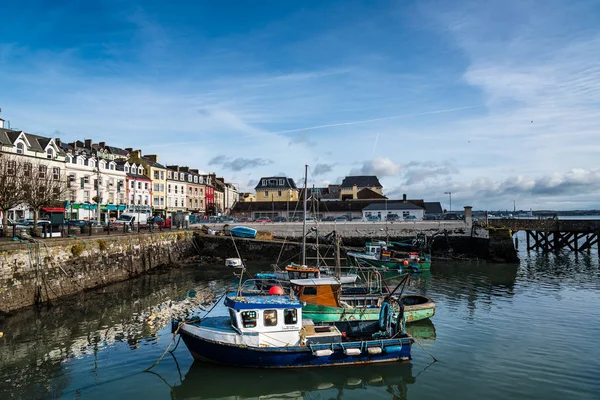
left=255, top=177, right=298, bottom=202
left=339, top=176, right=383, bottom=200
left=239, top=193, right=256, bottom=202
left=127, top=150, right=168, bottom=216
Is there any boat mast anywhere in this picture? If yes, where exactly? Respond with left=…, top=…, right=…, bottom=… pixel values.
left=302, top=164, right=308, bottom=266
left=334, top=231, right=341, bottom=280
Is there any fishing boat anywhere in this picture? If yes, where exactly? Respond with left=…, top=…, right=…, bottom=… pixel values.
left=347, top=235, right=431, bottom=272
left=230, top=226, right=257, bottom=239
left=291, top=276, right=436, bottom=324
left=255, top=264, right=358, bottom=289
left=172, top=283, right=413, bottom=368
left=225, top=258, right=243, bottom=268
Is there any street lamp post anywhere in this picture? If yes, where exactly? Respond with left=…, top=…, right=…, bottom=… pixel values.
left=444, top=192, right=452, bottom=213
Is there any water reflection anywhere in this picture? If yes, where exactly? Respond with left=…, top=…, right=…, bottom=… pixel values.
left=171, top=361, right=416, bottom=400
left=406, top=319, right=436, bottom=341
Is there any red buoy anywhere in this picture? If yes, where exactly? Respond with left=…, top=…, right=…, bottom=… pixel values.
left=403, top=260, right=409, bottom=266
left=269, top=286, right=284, bottom=295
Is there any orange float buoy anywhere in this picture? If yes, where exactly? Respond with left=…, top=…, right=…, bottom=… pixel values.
left=403, top=260, right=409, bottom=266
left=269, top=286, right=285, bottom=295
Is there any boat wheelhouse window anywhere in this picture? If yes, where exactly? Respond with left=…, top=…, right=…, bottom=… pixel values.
left=263, top=310, right=278, bottom=327
left=284, top=309, right=297, bottom=325
left=241, top=311, right=257, bottom=328
left=303, top=286, right=317, bottom=295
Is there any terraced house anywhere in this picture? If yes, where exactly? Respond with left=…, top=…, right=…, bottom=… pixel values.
left=166, top=166, right=187, bottom=213
left=127, top=150, right=167, bottom=217
left=0, top=122, right=67, bottom=220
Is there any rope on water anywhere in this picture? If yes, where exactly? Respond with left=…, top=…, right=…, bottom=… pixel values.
left=412, top=336, right=438, bottom=363
left=144, top=322, right=186, bottom=372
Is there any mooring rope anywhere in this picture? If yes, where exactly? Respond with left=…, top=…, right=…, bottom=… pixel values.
left=144, top=322, right=186, bottom=372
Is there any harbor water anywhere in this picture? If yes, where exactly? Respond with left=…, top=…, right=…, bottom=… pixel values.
left=1, top=237, right=600, bottom=399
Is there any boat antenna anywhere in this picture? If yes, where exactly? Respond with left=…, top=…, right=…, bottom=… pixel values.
left=302, top=164, right=308, bottom=266
left=230, top=232, right=246, bottom=297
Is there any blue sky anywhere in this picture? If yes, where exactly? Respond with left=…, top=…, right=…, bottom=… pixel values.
left=1, top=0, right=600, bottom=210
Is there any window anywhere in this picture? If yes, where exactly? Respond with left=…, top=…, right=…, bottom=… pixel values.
left=38, top=165, right=47, bottom=178
left=175, top=199, right=178, bottom=207
left=194, top=176, right=198, bottom=183
left=263, top=310, right=277, bottom=327
left=303, top=286, right=317, bottom=296
left=284, top=309, right=297, bottom=325
left=46, top=148, right=54, bottom=159
left=264, top=191, right=268, bottom=197
left=109, top=163, right=115, bottom=170
left=138, top=167, right=143, bottom=175
left=53, top=167, right=60, bottom=180
left=262, top=179, right=266, bottom=186
left=124, top=166, right=130, bottom=173
left=84, top=191, right=90, bottom=202
left=278, top=191, right=282, bottom=197
left=66, top=155, right=72, bottom=163
left=153, top=184, right=160, bottom=192
left=153, top=196, right=159, bottom=204
left=241, top=311, right=257, bottom=328
left=23, top=163, right=32, bottom=177
left=68, top=173, right=75, bottom=183
left=16, top=142, right=24, bottom=154
left=160, top=171, right=164, bottom=180
left=144, top=183, right=148, bottom=190
left=168, top=184, right=171, bottom=193
left=130, top=181, right=134, bottom=189
left=175, top=186, right=178, bottom=194
left=137, top=182, right=141, bottom=189
left=279, top=179, right=284, bottom=186
left=168, top=171, right=172, bottom=179
left=7, top=160, right=16, bottom=175
left=88, top=160, right=95, bottom=168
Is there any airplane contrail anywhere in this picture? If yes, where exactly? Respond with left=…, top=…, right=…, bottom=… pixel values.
left=144, top=104, right=483, bottom=149
left=241, top=104, right=483, bottom=139
left=372, top=132, right=379, bottom=156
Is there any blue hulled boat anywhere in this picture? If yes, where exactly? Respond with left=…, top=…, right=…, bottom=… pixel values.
left=173, top=285, right=413, bottom=368
left=230, top=226, right=257, bottom=239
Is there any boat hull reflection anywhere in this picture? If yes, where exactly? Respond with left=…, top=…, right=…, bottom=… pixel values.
left=171, top=361, right=416, bottom=399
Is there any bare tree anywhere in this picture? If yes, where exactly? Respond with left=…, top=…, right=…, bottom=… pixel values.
left=0, top=155, right=26, bottom=236
left=22, top=162, right=69, bottom=236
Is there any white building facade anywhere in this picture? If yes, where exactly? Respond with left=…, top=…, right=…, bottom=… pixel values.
left=166, top=168, right=187, bottom=213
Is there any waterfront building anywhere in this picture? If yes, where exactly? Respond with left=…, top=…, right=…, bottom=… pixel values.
left=116, top=161, right=152, bottom=215
left=214, top=177, right=225, bottom=215
left=200, top=174, right=216, bottom=216
left=362, top=202, right=424, bottom=221
left=222, top=181, right=239, bottom=215
left=0, top=126, right=68, bottom=220
left=60, top=140, right=127, bottom=221
left=166, top=166, right=187, bottom=214
left=339, top=176, right=383, bottom=200
left=254, top=177, right=298, bottom=202
left=127, top=150, right=167, bottom=217
left=185, top=168, right=205, bottom=214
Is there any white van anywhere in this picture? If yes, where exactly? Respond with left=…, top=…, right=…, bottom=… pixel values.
left=114, top=213, right=148, bottom=226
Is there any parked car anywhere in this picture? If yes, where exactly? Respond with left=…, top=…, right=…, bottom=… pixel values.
left=366, top=215, right=380, bottom=222
left=15, top=219, right=51, bottom=229
left=272, top=216, right=287, bottom=222
left=239, top=217, right=254, bottom=223
left=404, top=215, right=417, bottom=221
left=442, top=213, right=460, bottom=220
left=303, top=217, right=315, bottom=223
left=334, top=216, right=348, bottom=222
left=255, top=217, right=272, bottom=223
left=322, top=216, right=335, bottom=222
left=66, top=219, right=89, bottom=227
left=288, top=216, right=300, bottom=222
left=423, top=214, right=438, bottom=220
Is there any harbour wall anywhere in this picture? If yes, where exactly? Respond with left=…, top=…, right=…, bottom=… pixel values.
left=0, top=231, right=195, bottom=314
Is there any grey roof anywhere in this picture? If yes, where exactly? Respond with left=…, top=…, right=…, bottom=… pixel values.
left=255, top=177, right=297, bottom=190
left=340, top=176, right=382, bottom=188
left=362, top=202, right=423, bottom=211
left=141, top=156, right=166, bottom=169
left=424, top=202, right=443, bottom=214
left=107, top=146, right=129, bottom=156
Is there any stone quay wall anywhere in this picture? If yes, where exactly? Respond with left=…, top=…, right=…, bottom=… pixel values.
left=0, top=231, right=195, bottom=313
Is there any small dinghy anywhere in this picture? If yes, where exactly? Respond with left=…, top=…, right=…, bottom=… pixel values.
left=401, top=294, right=436, bottom=323
left=225, top=258, right=244, bottom=268
left=230, top=226, right=257, bottom=239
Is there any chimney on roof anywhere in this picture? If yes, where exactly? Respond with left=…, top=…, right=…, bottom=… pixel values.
left=145, top=154, right=158, bottom=162
left=189, top=168, right=199, bottom=174
left=180, top=166, right=189, bottom=172
left=84, top=139, right=92, bottom=149
left=125, top=147, right=133, bottom=152
left=99, top=141, right=106, bottom=148
left=402, top=194, right=407, bottom=202
left=0, top=118, right=4, bottom=129
left=131, top=150, right=141, bottom=158
left=55, top=138, right=61, bottom=147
